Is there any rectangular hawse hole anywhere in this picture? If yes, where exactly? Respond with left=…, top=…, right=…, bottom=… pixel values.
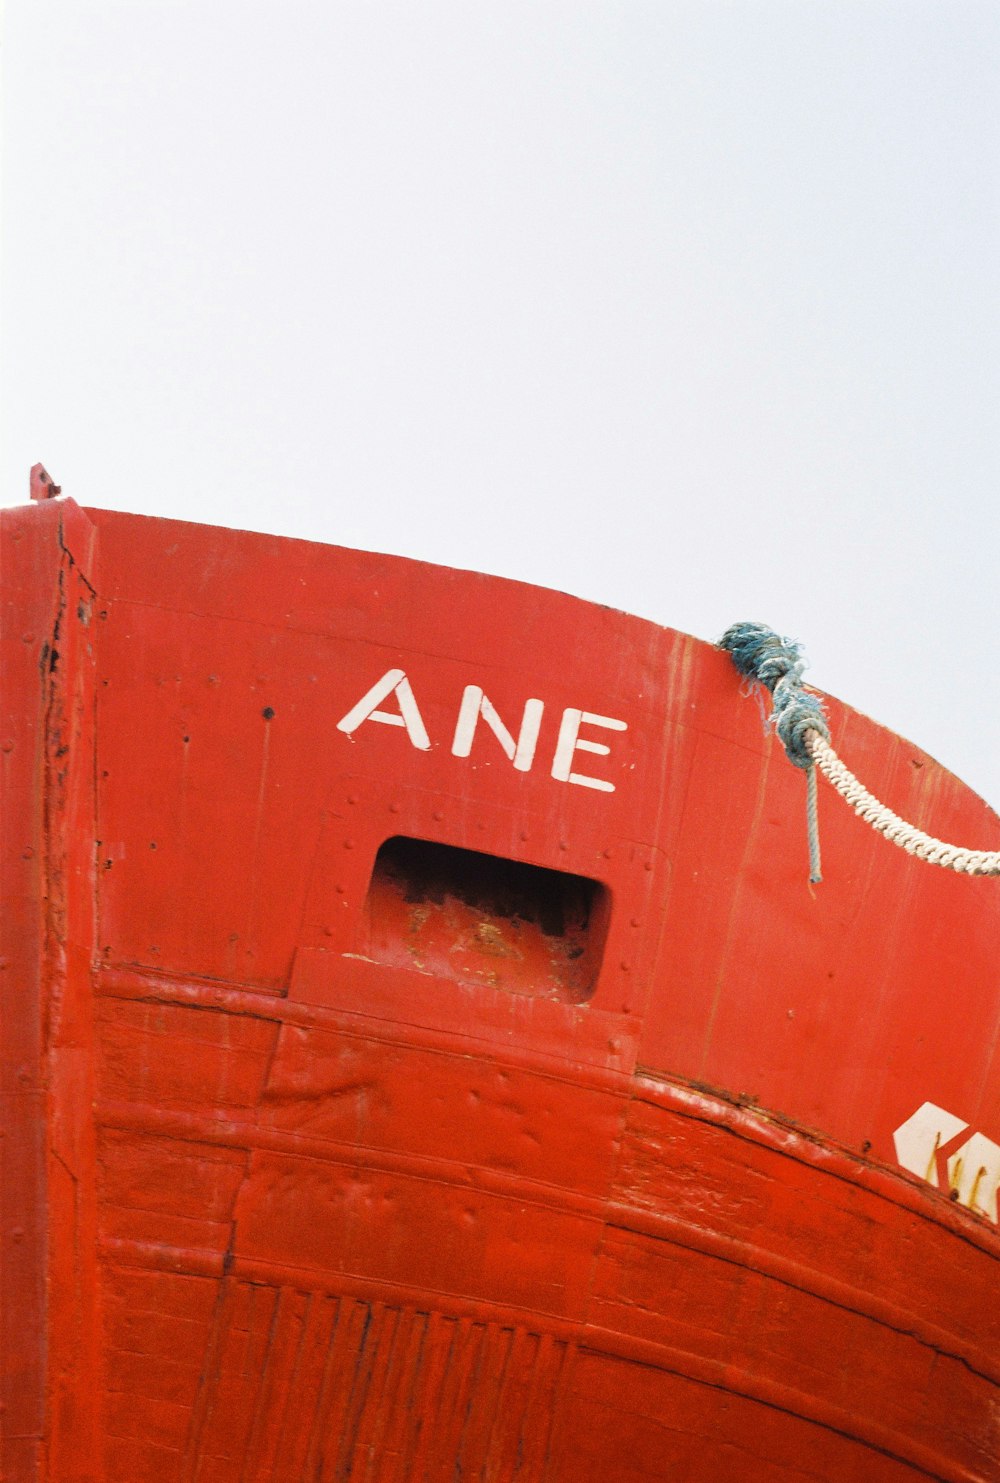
left=362, top=836, right=609, bottom=1002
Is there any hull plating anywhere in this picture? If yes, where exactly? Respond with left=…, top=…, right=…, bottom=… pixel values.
left=2, top=500, right=998, bottom=1481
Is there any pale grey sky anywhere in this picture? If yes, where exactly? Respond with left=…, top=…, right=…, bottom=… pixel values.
left=3, top=2, right=998, bottom=812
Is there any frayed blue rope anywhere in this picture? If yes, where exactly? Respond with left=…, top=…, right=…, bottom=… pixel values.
left=718, top=622, right=830, bottom=766
left=719, top=623, right=830, bottom=883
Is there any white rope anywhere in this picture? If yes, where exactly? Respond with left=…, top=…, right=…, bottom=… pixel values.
left=805, top=731, right=1000, bottom=877
left=805, top=762, right=822, bottom=884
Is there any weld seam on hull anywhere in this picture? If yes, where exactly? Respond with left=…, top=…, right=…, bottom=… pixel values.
left=96, top=965, right=1000, bottom=1258
left=96, top=1099, right=1000, bottom=1390
left=98, top=1239, right=987, bottom=1483
left=633, top=1074, right=1000, bottom=1256
left=601, top=1206, right=1000, bottom=1389
left=97, top=1097, right=609, bottom=1222
left=95, top=965, right=630, bottom=1095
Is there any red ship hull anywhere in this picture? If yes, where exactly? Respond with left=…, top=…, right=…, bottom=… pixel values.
left=2, top=499, right=998, bottom=1481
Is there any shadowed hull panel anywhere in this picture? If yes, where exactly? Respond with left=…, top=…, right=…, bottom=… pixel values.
left=93, top=973, right=999, bottom=1482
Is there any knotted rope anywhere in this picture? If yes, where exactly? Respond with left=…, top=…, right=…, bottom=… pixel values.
left=719, top=622, right=1000, bottom=881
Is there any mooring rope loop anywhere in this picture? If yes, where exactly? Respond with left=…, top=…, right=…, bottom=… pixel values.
left=719, top=622, right=1000, bottom=882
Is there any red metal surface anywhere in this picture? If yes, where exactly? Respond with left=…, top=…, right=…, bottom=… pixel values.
left=2, top=498, right=999, bottom=1480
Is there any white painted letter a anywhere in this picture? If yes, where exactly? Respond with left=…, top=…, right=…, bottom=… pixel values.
left=336, top=669, right=431, bottom=750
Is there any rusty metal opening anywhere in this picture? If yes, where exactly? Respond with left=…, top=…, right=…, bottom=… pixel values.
left=362, top=836, right=609, bottom=1002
